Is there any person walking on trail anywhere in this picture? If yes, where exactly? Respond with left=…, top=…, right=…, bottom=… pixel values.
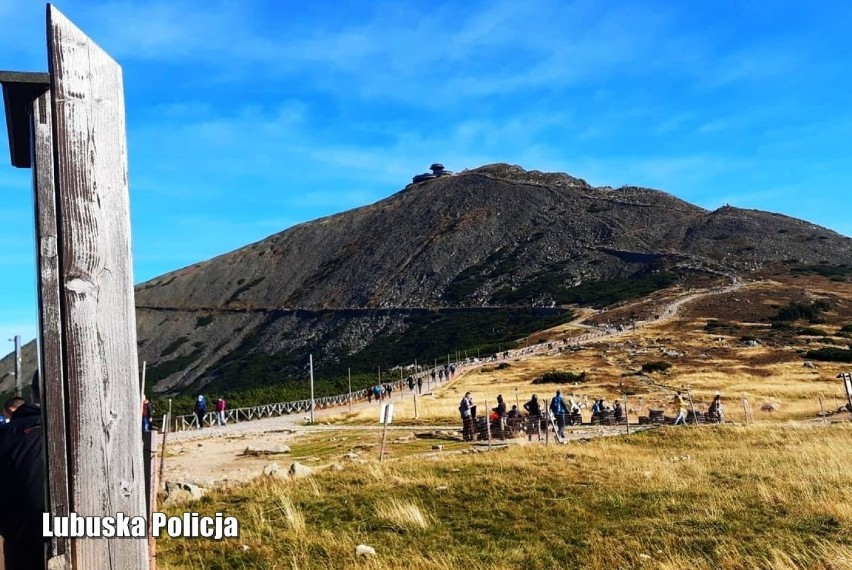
left=215, top=396, right=227, bottom=426
left=417, top=377, right=423, bottom=394
left=673, top=391, right=688, bottom=426
left=141, top=394, right=153, bottom=432
left=550, top=390, right=568, bottom=438
left=408, top=376, right=415, bottom=392
left=194, top=395, right=207, bottom=429
left=459, top=392, right=475, bottom=442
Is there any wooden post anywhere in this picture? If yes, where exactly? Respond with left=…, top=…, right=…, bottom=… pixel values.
left=143, top=431, right=158, bottom=570
left=309, top=354, right=315, bottom=423
left=624, top=394, right=630, bottom=435
left=485, top=399, right=492, bottom=451
left=139, top=360, right=147, bottom=401
left=841, top=373, right=852, bottom=421
left=379, top=403, right=392, bottom=463
left=0, top=6, right=152, bottom=568
left=514, top=388, right=520, bottom=412
left=741, top=394, right=750, bottom=427
left=413, top=394, right=418, bottom=419
left=348, top=368, right=352, bottom=412
left=685, top=388, right=697, bottom=427
left=819, top=395, right=827, bottom=424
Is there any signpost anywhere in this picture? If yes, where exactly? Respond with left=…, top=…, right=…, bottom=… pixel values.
left=839, top=372, right=852, bottom=420
left=379, top=403, right=394, bottom=462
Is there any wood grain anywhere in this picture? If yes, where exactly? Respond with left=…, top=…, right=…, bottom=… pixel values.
left=47, top=5, right=148, bottom=567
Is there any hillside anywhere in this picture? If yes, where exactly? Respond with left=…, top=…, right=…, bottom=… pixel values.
left=2, top=164, right=850, bottom=401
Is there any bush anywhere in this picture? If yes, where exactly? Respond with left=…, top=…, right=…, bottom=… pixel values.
left=804, top=347, right=852, bottom=363
left=496, top=362, right=511, bottom=370
left=772, top=301, right=831, bottom=323
left=532, top=370, right=587, bottom=384
left=840, top=324, right=852, bottom=333
left=641, top=361, right=672, bottom=373
left=796, top=327, right=828, bottom=337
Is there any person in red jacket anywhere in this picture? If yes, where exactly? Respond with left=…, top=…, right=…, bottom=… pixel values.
left=215, top=396, right=227, bottom=426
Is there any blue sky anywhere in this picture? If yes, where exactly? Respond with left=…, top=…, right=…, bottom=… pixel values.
left=1, top=0, right=850, bottom=346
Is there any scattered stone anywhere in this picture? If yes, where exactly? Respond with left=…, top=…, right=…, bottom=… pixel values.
left=343, top=452, right=360, bottom=461
left=288, top=462, right=314, bottom=479
left=435, top=485, right=449, bottom=492
left=330, top=463, right=344, bottom=471
left=803, top=361, right=817, bottom=369
left=243, top=445, right=291, bottom=456
left=356, top=544, right=376, bottom=557
left=240, top=545, right=251, bottom=552
left=761, top=402, right=780, bottom=412
left=431, top=444, right=444, bottom=451
left=163, top=481, right=207, bottom=504
left=262, top=463, right=280, bottom=477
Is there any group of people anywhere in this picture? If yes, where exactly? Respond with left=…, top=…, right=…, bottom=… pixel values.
left=460, top=389, right=726, bottom=439
left=672, top=391, right=724, bottom=425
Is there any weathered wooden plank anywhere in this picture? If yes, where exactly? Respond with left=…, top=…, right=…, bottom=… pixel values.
left=31, top=87, right=71, bottom=570
left=47, top=6, right=148, bottom=568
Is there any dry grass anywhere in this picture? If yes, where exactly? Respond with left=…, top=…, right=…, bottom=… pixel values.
left=159, top=423, right=852, bottom=569
left=375, top=499, right=432, bottom=531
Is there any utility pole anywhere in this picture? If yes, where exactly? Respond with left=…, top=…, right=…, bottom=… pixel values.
left=11, top=335, right=21, bottom=397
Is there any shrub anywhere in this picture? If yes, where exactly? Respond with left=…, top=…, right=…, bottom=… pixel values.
left=532, top=370, right=587, bottom=384
left=796, top=327, right=828, bottom=337
left=804, top=347, right=852, bottom=363
left=771, top=301, right=831, bottom=323
left=496, top=362, right=511, bottom=370
left=840, top=324, right=852, bottom=333
left=641, top=361, right=672, bottom=373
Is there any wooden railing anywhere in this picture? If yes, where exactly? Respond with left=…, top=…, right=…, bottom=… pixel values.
left=171, top=364, right=460, bottom=431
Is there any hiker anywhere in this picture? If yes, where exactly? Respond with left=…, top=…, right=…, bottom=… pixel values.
left=215, top=396, right=227, bottom=426
left=707, top=393, right=724, bottom=423
left=673, top=392, right=688, bottom=426
left=408, top=377, right=415, bottom=392
left=142, top=394, right=153, bottom=432
left=366, top=387, right=373, bottom=403
left=550, top=390, right=568, bottom=438
left=459, top=392, right=474, bottom=442
left=523, top=393, right=542, bottom=439
left=507, top=404, right=523, bottom=433
left=492, top=394, right=508, bottom=437
left=0, top=372, right=47, bottom=569
left=194, top=395, right=207, bottom=429
left=417, top=377, right=423, bottom=394
left=613, top=401, right=624, bottom=421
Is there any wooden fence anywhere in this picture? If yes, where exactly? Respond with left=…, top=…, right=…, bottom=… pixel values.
left=172, top=366, right=458, bottom=431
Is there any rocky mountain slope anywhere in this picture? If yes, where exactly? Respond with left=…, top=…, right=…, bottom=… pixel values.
left=3, top=164, right=850, bottom=399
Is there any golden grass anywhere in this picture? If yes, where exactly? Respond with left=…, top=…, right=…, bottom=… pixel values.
left=159, top=423, right=852, bottom=569
left=375, top=499, right=432, bottom=531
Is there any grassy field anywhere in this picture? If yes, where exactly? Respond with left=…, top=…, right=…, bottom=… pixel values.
left=158, top=423, right=852, bottom=569
left=158, top=275, right=852, bottom=569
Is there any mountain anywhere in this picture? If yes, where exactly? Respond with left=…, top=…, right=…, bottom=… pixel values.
left=2, top=164, right=850, bottom=401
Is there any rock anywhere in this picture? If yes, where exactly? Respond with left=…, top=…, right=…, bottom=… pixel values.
left=431, top=444, right=444, bottom=451
left=761, top=402, right=780, bottom=412
left=330, top=463, right=344, bottom=471
left=163, top=481, right=207, bottom=504
left=288, top=462, right=314, bottom=479
left=243, top=445, right=291, bottom=456
left=803, top=361, right=816, bottom=369
left=343, top=452, right=360, bottom=461
left=240, top=544, right=251, bottom=552
left=355, top=544, right=376, bottom=557
left=262, top=463, right=280, bottom=477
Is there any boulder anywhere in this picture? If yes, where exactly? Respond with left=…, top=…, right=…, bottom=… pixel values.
left=163, top=481, right=207, bottom=504
left=356, top=544, right=376, bottom=557
left=288, top=462, right=314, bottom=479
left=262, top=463, right=280, bottom=477
left=243, top=445, right=291, bottom=456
